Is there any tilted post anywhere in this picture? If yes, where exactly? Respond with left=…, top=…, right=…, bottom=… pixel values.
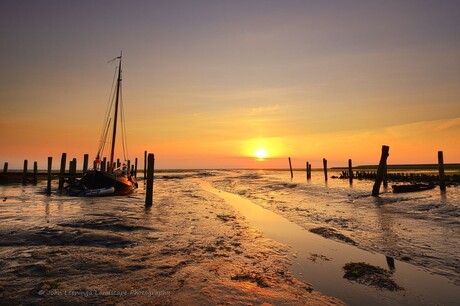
left=288, top=157, right=293, bottom=179
left=372, top=145, right=390, bottom=197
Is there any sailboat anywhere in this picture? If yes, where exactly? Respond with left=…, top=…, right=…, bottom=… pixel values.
left=69, top=54, right=138, bottom=196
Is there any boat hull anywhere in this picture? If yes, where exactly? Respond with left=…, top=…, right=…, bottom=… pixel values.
left=70, top=170, right=137, bottom=196
left=392, top=183, right=435, bottom=193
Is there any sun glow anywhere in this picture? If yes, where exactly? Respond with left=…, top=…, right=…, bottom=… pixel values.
left=254, top=148, right=268, bottom=160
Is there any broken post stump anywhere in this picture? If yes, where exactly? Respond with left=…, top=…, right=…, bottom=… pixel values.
left=372, top=145, right=390, bottom=197
left=288, top=157, right=293, bottom=179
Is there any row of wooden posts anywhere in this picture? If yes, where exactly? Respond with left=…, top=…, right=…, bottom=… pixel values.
left=288, top=146, right=448, bottom=195
left=2, top=151, right=156, bottom=206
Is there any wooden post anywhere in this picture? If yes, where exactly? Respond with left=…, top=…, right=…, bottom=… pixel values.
left=306, top=162, right=309, bottom=179
left=348, top=159, right=353, bottom=185
left=58, top=153, right=66, bottom=190
left=127, top=160, right=131, bottom=173
left=83, top=154, right=89, bottom=174
left=144, top=150, right=147, bottom=180
left=288, top=157, right=293, bottom=179
left=372, top=145, right=390, bottom=197
left=33, top=161, right=38, bottom=184
left=438, top=151, right=446, bottom=191
left=2, top=162, right=7, bottom=184
left=323, top=158, right=328, bottom=182
left=134, top=158, right=138, bottom=178
left=47, top=157, right=52, bottom=195
left=102, top=157, right=107, bottom=172
left=117, top=159, right=121, bottom=168
left=145, top=153, right=155, bottom=207
left=383, top=164, right=388, bottom=188
left=22, top=160, right=28, bottom=184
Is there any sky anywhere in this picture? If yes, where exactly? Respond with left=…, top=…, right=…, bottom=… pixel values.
left=1, top=0, right=459, bottom=169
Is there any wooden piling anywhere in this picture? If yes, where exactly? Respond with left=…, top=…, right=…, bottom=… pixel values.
left=33, top=161, right=38, bottom=184
left=438, top=151, right=446, bottom=191
left=372, top=145, right=390, bottom=197
left=288, top=157, right=293, bottom=179
left=348, top=159, right=353, bottom=185
left=22, top=160, right=28, bottom=185
left=323, top=158, right=328, bottom=182
left=308, top=164, right=312, bottom=180
left=127, top=160, right=131, bottom=173
left=383, top=164, right=388, bottom=188
left=134, top=158, right=138, bottom=178
left=2, top=162, right=7, bottom=184
left=83, top=154, right=89, bottom=174
left=306, top=162, right=309, bottom=179
left=47, top=157, right=52, bottom=195
left=117, top=159, right=121, bottom=168
left=58, top=153, right=67, bottom=190
left=102, top=157, right=107, bottom=172
left=145, top=153, right=155, bottom=207
left=144, top=150, right=147, bottom=180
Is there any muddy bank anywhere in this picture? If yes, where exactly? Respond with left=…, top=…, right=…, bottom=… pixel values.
left=0, top=178, right=342, bottom=305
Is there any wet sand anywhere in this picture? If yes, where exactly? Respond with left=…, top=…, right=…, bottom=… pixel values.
left=0, top=175, right=342, bottom=305
left=200, top=179, right=459, bottom=305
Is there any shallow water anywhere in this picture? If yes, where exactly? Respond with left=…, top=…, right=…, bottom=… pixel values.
left=200, top=178, right=459, bottom=305
left=0, top=170, right=458, bottom=305
left=209, top=170, right=460, bottom=287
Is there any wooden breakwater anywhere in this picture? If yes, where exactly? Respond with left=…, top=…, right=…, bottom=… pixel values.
left=335, top=167, right=460, bottom=185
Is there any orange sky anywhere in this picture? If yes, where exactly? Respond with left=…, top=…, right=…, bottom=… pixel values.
left=1, top=1, right=459, bottom=169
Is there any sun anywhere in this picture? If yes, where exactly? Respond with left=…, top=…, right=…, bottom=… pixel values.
left=254, top=148, right=268, bottom=160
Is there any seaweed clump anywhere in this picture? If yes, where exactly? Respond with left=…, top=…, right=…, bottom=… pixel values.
left=343, top=262, right=403, bottom=291
left=309, top=227, right=356, bottom=245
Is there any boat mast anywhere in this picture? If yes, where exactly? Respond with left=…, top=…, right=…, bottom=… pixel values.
left=109, top=54, right=122, bottom=173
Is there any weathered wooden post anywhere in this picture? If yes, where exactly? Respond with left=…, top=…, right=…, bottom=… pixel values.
left=145, top=153, right=155, bottom=207
left=438, top=151, right=446, bottom=191
left=134, top=158, right=138, bottom=178
left=372, top=145, right=390, bottom=197
left=101, top=157, right=106, bottom=171
left=288, top=157, right=293, bottom=179
left=144, top=150, right=147, bottom=180
left=58, top=153, right=67, bottom=190
left=308, top=164, right=312, bottom=180
left=306, top=162, right=309, bottom=179
left=117, top=159, right=121, bottom=168
left=323, top=158, right=328, bottom=182
left=348, top=159, right=353, bottom=185
left=33, top=161, right=38, bottom=184
left=127, top=160, right=131, bottom=173
left=383, top=164, right=388, bottom=188
left=47, top=157, right=52, bottom=195
left=83, top=154, right=89, bottom=174
left=22, top=160, right=28, bottom=185
left=69, top=158, right=77, bottom=185
left=2, top=162, right=7, bottom=184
